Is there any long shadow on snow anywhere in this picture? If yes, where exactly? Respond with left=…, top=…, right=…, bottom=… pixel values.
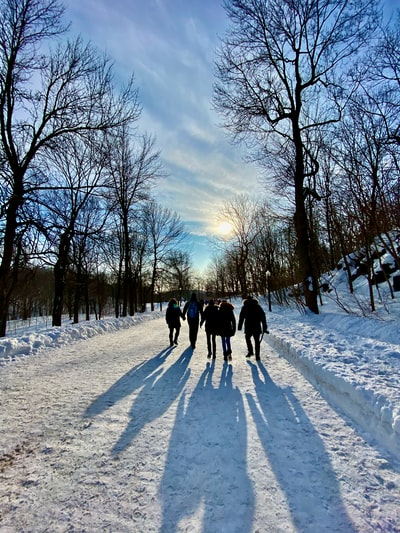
left=246, top=360, right=356, bottom=533
left=84, top=345, right=175, bottom=419
left=111, top=347, right=192, bottom=456
left=159, top=360, right=255, bottom=533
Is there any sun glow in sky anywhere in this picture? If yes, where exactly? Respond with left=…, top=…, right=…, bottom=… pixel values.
left=64, top=0, right=400, bottom=273
left=217, top=220, right=234, bottom=237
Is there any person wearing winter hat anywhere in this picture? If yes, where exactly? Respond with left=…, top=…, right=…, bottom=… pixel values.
left=238, top=295, right=268, bottom=360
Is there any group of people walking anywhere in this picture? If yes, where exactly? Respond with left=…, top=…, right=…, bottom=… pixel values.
left=165, top=293, right=269, bottom=361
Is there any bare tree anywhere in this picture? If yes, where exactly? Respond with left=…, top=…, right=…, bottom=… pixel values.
left=164, top=250, right=191, bottom=303
left=218, top=194, right=263, bottom=296
left=39, top=134, right=109, bottom=326
left=144, top=202, right=186, bottom=311
left=69, top=197, right=107, bottom=324
left=105, top=127, right=163, bottom=317
left=204, top=255, right=230, bottom=299
left=370, top=14, right=400, bottom=145
left=0, top=0, right=140, bottom=335
left=331, top=89, right=400, bottom=310
left=214, top=0, right=380, bottom=313
left=250, top=207, right=282, bottom=298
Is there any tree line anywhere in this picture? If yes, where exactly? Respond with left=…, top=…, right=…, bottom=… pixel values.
left=0, top=0, right=191, bottom=337
left=2, top=0, right=400, bottom=337
left=209, top=0, right=400, bottom=314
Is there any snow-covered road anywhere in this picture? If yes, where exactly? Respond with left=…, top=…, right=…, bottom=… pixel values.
left=1, top=312, right=399, bottom=532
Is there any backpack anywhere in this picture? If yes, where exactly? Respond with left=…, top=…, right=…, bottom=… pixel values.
left=187, top=301, right=198, bottom=319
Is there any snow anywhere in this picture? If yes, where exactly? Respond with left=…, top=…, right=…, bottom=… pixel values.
left=1, top=265, right=400, bottom=530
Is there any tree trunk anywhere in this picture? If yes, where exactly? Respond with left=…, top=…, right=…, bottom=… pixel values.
left=52, top=271, right=65, bottom=327
left=52, top=233, right=71, bottom=327
left=0, top=182, right=23, bottom=336
left=121, top=215, right=130, bottom=317
left=73, top=283, right=81, bottom=324
left=85, top=277, right=90, bottom=321
left=293, top=128, right=319, bottom=314
left=115, top=270, right=121, bottom=319
left=150, top=264, right=156, bottom=312
left=129, top=273, right=135, bottom=316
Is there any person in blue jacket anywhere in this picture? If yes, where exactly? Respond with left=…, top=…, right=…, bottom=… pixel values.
left=183, top=292, right=203, bottom=349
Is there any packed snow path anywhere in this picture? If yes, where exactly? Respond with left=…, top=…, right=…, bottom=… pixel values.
left=1, top=314, right=399, bottom=532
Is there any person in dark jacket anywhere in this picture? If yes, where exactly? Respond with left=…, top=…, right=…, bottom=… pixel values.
left=238, top=295, right=268, bottom=360
left=219, top=299, right=236, bottom=361
left=183, top=292, right=203, bottom=349
left=165, top=298, right=185, bottom=346
left=200, top=299, right=220, bottom=358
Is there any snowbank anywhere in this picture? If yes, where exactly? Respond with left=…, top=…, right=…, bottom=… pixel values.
left=0, top=312, right=163, bottom=366
left=266, top=310, right=400, bottom=461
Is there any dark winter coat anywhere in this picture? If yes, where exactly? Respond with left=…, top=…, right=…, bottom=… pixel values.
left=166, top=301, right=185, bottom=328
left=218, top=300, right=236, bottom=338
left=200, top=301, right=220, bottom=334
left=238, top=297, right=267, bottom=335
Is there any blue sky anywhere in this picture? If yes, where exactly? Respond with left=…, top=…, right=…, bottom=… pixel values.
left=64, top=0, right=263, bottom=273
left=64, top=0, right=400, bottom=274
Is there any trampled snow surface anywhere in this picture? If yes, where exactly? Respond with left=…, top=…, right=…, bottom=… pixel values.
left=1, top=300, right=400, bottom=532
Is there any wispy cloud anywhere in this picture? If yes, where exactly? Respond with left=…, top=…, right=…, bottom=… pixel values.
left=65, top=0, right=265, bottom=270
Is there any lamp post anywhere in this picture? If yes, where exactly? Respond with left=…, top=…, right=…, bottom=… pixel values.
left=266, top=270, right=272, bottom=312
